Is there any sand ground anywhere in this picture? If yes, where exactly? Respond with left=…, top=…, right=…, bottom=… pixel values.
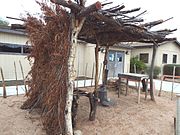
left=0, top=88, right=176, bottom=135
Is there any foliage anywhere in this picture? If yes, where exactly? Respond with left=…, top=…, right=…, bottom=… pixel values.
left=0, top=18, right=9, bottom=26
left=21, top=3, right=70, bottom=135
left=163, top=64, right=180, bottom=76
left=130, top=56, right=147, bottom=73
left=146, top=66, right=161, bottom=79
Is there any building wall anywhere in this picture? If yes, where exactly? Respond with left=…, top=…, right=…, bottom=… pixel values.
left=74, top=43, right=131, bottom=79
left=156, top=42, right=180, bottom=66
left=131, top=42, right=180, bottom=76
left=0, top=32, right=31, bottom=80
left=131, top=47, right=153, bottom=67
left=0, top=32, right=28, bottom=45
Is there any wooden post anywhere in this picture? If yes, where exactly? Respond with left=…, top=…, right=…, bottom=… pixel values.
left=0, top=67, right=6, bottom=98
left=91, top=63, right=95, bottom=86
left=89, top=42, right=99, bottom=121
left=94, top=43, right=99, bottom=92
left=102, top=45, right=109, bottom=85
left=98, top=63, right=102, bottom=83
left=84, top=63, right=88, bottom=87
left=171, top=66, right=176, bottom=100
left=149, top=42, right=157, bottom=101
left=158, top=75, right=163, bottom=97
left=14, top=61, right=18, bottom=96
left=19, top=60, right=28, bottom=94
left=65, top=16, right=85, bottom=135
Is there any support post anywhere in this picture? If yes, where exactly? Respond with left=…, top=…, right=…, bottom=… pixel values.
left=19, top=60, right=28, bottom=94
left=149, top=42, right=157, bottom=101
left=171, top=66, right=176, bottom=100
left=0, top=67, right=6, bottom=98
left=14, top=61, right=18, bottom=96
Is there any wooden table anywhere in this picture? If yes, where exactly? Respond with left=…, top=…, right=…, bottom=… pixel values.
left=118, top=73, right=149, bottom=104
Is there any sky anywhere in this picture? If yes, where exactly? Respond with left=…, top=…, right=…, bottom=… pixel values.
left=0, top=0, right=179, bottom=40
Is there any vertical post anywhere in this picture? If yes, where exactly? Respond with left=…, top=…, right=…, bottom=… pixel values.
left=91, top=63, right=94, bottom=86
left=84, top=63, right=88, bottom=87
left=137, top=81, right=141, bottom=104
left=89, top=42, right=99, bottom=121
left=14, top=61, right=18, bottom=96
left=171, top=66, right=176, bottom=100
left=0, top=67, right=6, bottom=98
left=125, top=78, right=128, bottom=96
left=149, top=42, right=157, bottom=101
left=19, top=60, right=28, bottom=94
left=94, top=44, right=99, bottom=92
left=176, top=94, right=180, bottom=135
left=102, top=45, right=109, bottom=85
left=98, top=63, right=102, bottom=83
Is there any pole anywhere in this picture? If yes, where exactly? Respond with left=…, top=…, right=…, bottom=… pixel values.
left=0, top=67, right=6, bottom=98
left=171, top=66, right=176, bottom=100
left=176, top=94, right=180, bottom=135
left=91, top=63, right=95, bottom=86
left=19, top=60, right=28, bottom=94
left=84, top=63, right=88, bottom=87
left=14, top=61, right=18, bottom=96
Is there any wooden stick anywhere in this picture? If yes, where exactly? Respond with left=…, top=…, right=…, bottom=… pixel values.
left=19, top=60, right=28, bottom=94
left=14, top=61, right=18, bottom=96
left=0, top=67, right=6, bottom=98
left=91, top=63, right=95, bottom=86
left=98, top=63, right=102, bottom=83
left=84, top=63, right=88, bottom=87
left=171, top=66, right=176, bottom=100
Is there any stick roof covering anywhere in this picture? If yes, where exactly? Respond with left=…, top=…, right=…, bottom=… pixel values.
left=50, top=0, right=176, bottom=46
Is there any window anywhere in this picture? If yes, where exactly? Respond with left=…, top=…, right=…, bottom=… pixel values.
left=117, top=53, right=122, bottom=62
left=109, top=52, right=115, bottom=62
left=0, top=43, right=31, bottom=54
left=162, top=54, right=168, bottom=63
left=173, top=55, right=177, bottom=63
left=139, top=53, right=149, bottom=63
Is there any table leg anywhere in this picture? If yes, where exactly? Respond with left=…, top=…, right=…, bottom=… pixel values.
left=118, top=77, right=121, bottom=98
left=125, top=78, right=128, bottom=96
left=138, top=81, right=141, bottom=104
left=145, top=79, right=148, bottom=100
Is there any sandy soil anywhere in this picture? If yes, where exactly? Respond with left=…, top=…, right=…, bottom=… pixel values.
left=0, top=88, right=176, bottom=135
left=76, top=88, right=176, bottom=135
left=0, top=95, right=46, bottom=135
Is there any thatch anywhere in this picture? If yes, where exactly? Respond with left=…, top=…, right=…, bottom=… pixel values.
left=21, top=3, right=70, bottom=134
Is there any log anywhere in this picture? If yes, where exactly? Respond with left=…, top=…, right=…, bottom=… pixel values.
left=88, top=93, right=98, bottom=121
left=149, top=41, right=157, bottom=101
left=77, top=1, right=102, bottom=18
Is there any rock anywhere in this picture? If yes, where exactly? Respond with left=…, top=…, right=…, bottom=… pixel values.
left=74, top=130, right=83, bottom=135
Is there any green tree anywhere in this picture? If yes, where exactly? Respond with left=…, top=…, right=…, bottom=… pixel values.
left=130, top=56, right=147, bottom=73
left=0, top=18, right=9, bottom=26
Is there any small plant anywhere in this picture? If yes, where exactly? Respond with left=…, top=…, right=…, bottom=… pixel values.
left=146, top=66, right=161, bottom=79
left=130, top=56, right=147, bottom=73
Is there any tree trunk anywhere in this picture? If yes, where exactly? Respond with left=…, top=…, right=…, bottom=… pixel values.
left=65, top=16, right=85, bottom=135
left=149, top=43, right=157, bottom=101
left=102, top=45, right=109, bottom=85
left=89, top=43, right=99, bottom=121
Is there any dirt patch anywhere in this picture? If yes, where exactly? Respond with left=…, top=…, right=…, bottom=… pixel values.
left=0, top=95, right=46, bottom=135
left=0, top=88, right=176, bottom=135
left=76, top=88, right=176, bottom=135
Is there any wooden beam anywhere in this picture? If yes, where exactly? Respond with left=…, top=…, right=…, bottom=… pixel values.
left=77, top=1, right=102, bottom=18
